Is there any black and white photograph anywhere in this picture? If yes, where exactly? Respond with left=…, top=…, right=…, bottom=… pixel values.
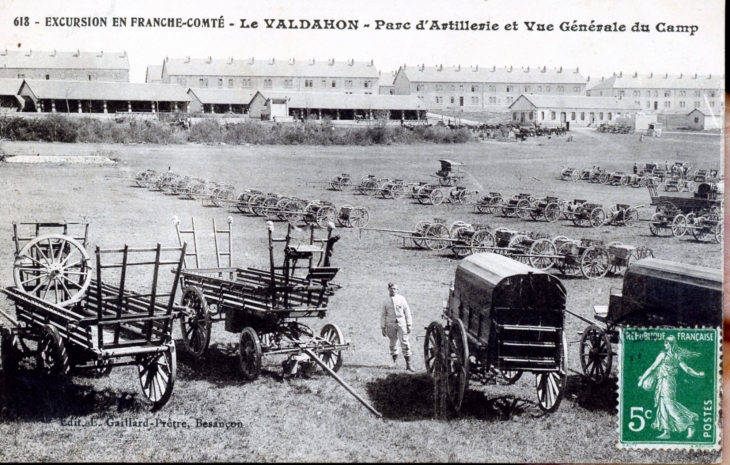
left=0, top=0, right=725, bottom=462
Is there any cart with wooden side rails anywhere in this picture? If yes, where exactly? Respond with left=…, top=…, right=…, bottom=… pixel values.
left=329, top=173, right=352, bottom=191
left=445, top=186, right=478, bottom=205
left=0, top=221, right=185, bottom=409
left=566, top=258, right=721, bottom=384
left=359, top=218, right=453, bottom=251
left=647, top=179, right=723, bottom=239
left=375, top=179, right=408, bottom=199
left=426, top=253, right=568, bottom=415
left=172, top=218, right=380, bottom=416
left=559, top=167, right=580, bottom=182
left=473, top=192, right=504, bottom=214
left=500, top=193, right=535, bottom=218
left=411, top=183, right=446, bottom=206
left=603, top=204, right=643, bottom=227
left=561, top=201, right=606, bottom=228
left=434, top=159, right=467, bottom=186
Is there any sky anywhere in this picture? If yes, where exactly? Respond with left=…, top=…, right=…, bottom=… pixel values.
left=0, top=0, right=725, bottom=83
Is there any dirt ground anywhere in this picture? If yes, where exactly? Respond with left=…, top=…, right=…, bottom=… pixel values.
left=0, top=129, right=723, bottom=462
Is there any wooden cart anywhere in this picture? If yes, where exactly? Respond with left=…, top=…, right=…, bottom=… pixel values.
left=426, top=253, right=568, bottom=414
left=0, top=221, right=185, bottom=409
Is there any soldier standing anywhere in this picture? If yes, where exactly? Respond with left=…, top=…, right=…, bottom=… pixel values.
left=381, top=283, right=415, bottom=372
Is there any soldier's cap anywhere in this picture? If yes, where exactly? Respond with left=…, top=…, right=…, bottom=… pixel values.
left=388, top=282, right=397, bottom=288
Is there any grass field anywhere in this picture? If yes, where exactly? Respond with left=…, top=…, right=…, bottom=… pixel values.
left=0, top=129, right=723, bottom=462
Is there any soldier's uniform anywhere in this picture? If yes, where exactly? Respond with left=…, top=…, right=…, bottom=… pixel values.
left=380, top=283, right=414, bottom=372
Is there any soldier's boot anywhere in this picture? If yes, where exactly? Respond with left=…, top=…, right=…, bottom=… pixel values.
left=391, top=354, right=398, bottom=367
left=405, top=356, right=416, bottom=373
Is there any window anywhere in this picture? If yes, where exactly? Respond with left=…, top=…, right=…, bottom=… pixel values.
left=710, top=102, right=715, bottom=108
left=694, top=117, right=699, bottom=123
left=435, top=84, right=443, bottom=92
left=608, top=112, right=612, bottom=120
left=540, top=111, right=545, bottom=120
left=331, top=80, right=337, bottom=88
left=619, top=91, right=625, bottom=97
left=679, top=91, right=686, bottom=97
left=694, top=101, right=700, bottom=108
left=88, top=74, right=93, bottom=81
left=489, top=97, right=496, bottom=104
left=550, top=111, right=556, bottom=120
left=450, top=85, right=455, bottom=91
left=217, top=78, right=223, bottom=87
left=524, top=86, right=530, bottom=92
left=243, top=78, right=252, bottom=88
left=471, top=85, right=479, bottom=92
left=364, top=80, right=371, bottom=88
left=709, top=91, right=715, bottom=97
left=228, top=79, right=233, bottom=88
left=488, top=85, right=496, bottom=92
left=599, top=91, right=603, bottom=96
left=471, top=96, right=479, bottom=104
left=664, top=101, right=671, bottom=108
left=459, top=85, right=464, bottom=92
left=321, top=80, right=327, bottom=88
left=179, top=77, right=187, bottom=86
left=17, top=73, right=24, bottom=79
left=546, top=85, right=550, bottom=92
left=435, top=96, right=443, bottom=104
left=506, top=86, right=512, bottom=93
left=416, top=84, right=424, bottom=92
left=284, top=79, right=293, bottom=88
left=450, top=96, right=455, bottom=104
left=304, top=79, right=312, bottom=88
left=646, top=91, right=651, bottom=97
left=571, top=112, right=576, bottom=121
left=679, top=101, right=686, bottom=108
left=506, top=97, right=513, bottom=104
left=574, top=86, right=581, bottom=93
left=664, top=91, right=671, bottom=97
left=199, top=78, right=207, bottom=87
left=557, top=86, right=564, bottom=93
left=264, top=79, right=272, bottom=88
left=580, top=112, right=585, bottom=121
left=599, top=112, right=604, bottom=120
left=538, top=86, right=542, bottom=92
left=646, top=101, right=651, bottom=108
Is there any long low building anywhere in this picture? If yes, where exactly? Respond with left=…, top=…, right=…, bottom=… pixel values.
left=187, top=88, right=257, bottom=114
left=508, top=94, right=641, bottom=128
left=248, top=91, right=427, bottom=121
left=18, top=80, right=190, bottom=113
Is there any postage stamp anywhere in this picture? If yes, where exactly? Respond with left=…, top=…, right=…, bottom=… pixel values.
left=618, top=328, right=720, bottom=450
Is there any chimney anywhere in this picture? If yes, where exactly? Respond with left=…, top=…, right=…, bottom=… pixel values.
left=438, top=64, right=443, bottom=71
left=122, top=51, right=127, bottom=57
left=76, top=50, right=80, bottom=57
left=26, top=50, right=32, bottom=57
left=290, top=57, right=295, bottom=65
left=708, top=74, right=712, bottom=79
left=207, top=56, right=212, bottom=64
left=165, top=56, right=168, bottom=63
left=492, top=65, right=496, bottom=72
left=693, top=73, right=697, bottom=79
left=587, top=76, right=590, bottom=82
left=378, top=70, right=381, bottom=76
left=679, top=73, right=682, bottom=79
left=634, top=72, right=638, bottom=78
left=369, top=59, right=374, bottom=66
left=508, top=65, right=512, bottom=72
left=419, top=64, right=424, bottom=71
left=229, top=57, right=234, bottom=64
left=456, top=64, right=461, bottom=71
left=270, top=57, right=275, bottom=64
left=525, top=66, right=530, bottom=72
left=329, top=58, right=334, bottom=65
left=649, top=72, right=653, bottom=78
left=98, top=50, right=103, bottom=57
left=250, top=57, right=255, bottom=64
left=185, top=56, right=190, bottom=63
left=601, top=77, right=604, bottom=82
left=664, top=73, right=668, bottom=78
left=541, top=66, right=546, bottom=73
left=619, top=71, right=622, bottom=78
left=558, top=66, right=562, bottom=73
left=309, top=58, right=314, bottom=65
left=575, top=67, right=579, bottom=73
left=474, top=64, right=478, bottom=71
left=348, top=58, right=354, bottom=66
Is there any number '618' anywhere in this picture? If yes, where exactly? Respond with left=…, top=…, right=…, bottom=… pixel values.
left=14, top=17, right=30, bottom=26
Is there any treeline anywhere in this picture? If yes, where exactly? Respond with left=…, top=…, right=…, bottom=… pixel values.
left=0, top=115, right=473, bottom=145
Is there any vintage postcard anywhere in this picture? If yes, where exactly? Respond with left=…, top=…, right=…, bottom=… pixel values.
left=0, top=0, right=724, bottom=462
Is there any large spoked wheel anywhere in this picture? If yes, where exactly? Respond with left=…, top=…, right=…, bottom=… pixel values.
left=137, top=343, right=177, bottom=409
left=590, top=208, right=606, bottom=228
left=424, top=223, right=450, bottom=251
left=487, top=197, right=503, bottom=214
left=624, top=208, right=639, bottom=227
left=529, top=238, right=557, bottom=271
left=470, top=230, right=495, bottom=255
left=714, top=222, right=723, bottom=244
left=691, top=223, right=709, bottom=241
left=39, top=324, right=69, bottom=376
left=571, top=170, right=580, bottom=182
left=319, top=324, right=344, bottom=373
left=239, top=327, right=262, bottom=381
left=556, top=242, right=580, bottom=276
left=580, top=325, right=612, bottom=384
left=671, top=215, right=687, bottom=237
left=179, top=287, right=211, bottom=359
left=316, top=206, right=337, bottom=229
left=499, top=369, right=523, bottom=385
left=429, top=189, right=444, bottom=206
left=545, top=203, right=561, bottom=223
left=508, top=235, right=531, bottom=264
left=515, top=199, right=531, bottom=219
left=536, top=333, right=567, bottom=412
left=13, top=234, right=91, bottom=307
left=580, top=246, right=610, bottom=279
left=649, top=213, right=672, bottom=237
left=424, top=321, right=446, bottom=375
left=446, top=319, right=470, bottom=413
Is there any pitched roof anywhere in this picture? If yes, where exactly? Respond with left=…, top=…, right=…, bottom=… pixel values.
left=188, top=88, right=257, bottom=105
left=164, top=58, right=380, bottom=79
left=0, top=50, right=129, bottom=70
left=146, top=65, right=163, bottom=82
left=379, top=71, right=396, bottom=87
left=20, top=81, right=190, bottom=102
left=588, top=73, right=724, bottom=91
left=510, top=94, right=641, bottom=110
left=255, top=91, right=426, bottom=110
left=688, top=105, right=721, bottom=117
left=399, top=65, right=586, bottom=84
left=0, top=78, right=23, bottom=95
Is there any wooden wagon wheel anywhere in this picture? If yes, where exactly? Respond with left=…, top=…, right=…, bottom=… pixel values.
left=180, top=287, right=212, bottom=359
left=336, top=204, right=353, bottom=227
left=39, top=324, right=69, bottom=376
left=448, top=221, right=469, bottom=237
left=249, top=195, right=266, bottom=216
left=671, top=214, right=688, bottom=237
left=446, top=319, right=470, bottom=413
left=14, top=234, right=91, bottom=307
left=624, top=208, right=639, bottom=227
left=319, top=324, right=344, bottom=373
left=137, top=343, right=177, bottom=408
left=579, top=325, right=612, bottom=384
left=423, top=223, right=450, bottom=251
left=580, top=246, right=610, bottom=279
left=458, top=189, right=475, bottom=204
left=529, top=238, right=557, bottom=271
left=619, top=175, right=629, bottom=186
left=628, top=247, right=654, bottom=268
left=429, top=188, right=444, bottom=206
left=571, top=212, right=588, bottom=227
left=468, top=230, right=495, bottom=255
left=411, top=220, right=431, bottom=249
left=262, top=197, right=281, bottom=219
left=424, top=321, right=445, bottom=375
left=498, top=369, right=523, bottom=385
left=648, top=213, right=670, bottom=237
left=544, top=203, right=561, bottom=223
left=239, top=327, right=262, bottom=380
left=714, top=222, right=723, bottom=244
left=515, top=199, right=531, bottom=219
left=590, top=207, right=606, bottom=228
left=598, top=172, right=610, bottom=184
left=486, top=196, right=503, bottom=214
left=391, top=185, right=406, bottom=200
left=556, top=242, right=580, bottom=276
left=508, top=235, right=531, bottom=264
left=691, top=215, right=715, bottom=241
left=315, top=205, right=337, bottom=229
left=348, top=207, right=370, bottom=228
left=536, top=333, right=567, bottom=412
left=570, top=170, right=580, bottom=182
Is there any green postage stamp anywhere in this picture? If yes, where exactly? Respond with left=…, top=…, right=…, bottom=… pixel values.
left=618, top=328, right=720, bottom=450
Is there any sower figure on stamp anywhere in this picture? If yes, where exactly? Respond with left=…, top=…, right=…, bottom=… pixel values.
left=638, top=336, right=705, bottom=439
left=381, top=283, right=415, bottom=372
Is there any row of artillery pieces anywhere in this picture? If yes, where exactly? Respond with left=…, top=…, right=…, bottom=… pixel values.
left=560, top=163, right=720, bottom=193
left=133, top=169, right=370, bottom=229
left=361, top=219, right=653, bottom=279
